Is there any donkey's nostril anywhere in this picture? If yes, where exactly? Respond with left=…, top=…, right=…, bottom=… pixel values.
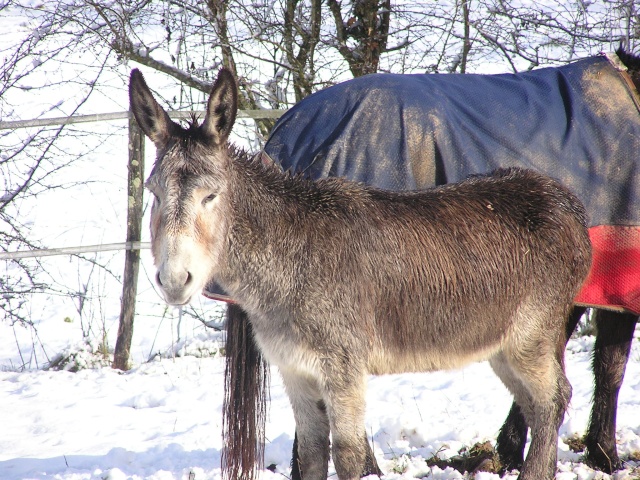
left=185, top=271, right=193, bottom=286
left=156, top=271, right=163, bottom=286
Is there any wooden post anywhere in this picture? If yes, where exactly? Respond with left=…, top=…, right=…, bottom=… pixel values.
left=113, top=111, right=145, bottom=370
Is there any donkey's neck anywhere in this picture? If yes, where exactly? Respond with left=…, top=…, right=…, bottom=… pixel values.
left=216, top=154, right=363, bottom=313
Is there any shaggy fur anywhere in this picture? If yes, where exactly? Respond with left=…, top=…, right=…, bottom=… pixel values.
left=130, top=68, right=592, bottom=480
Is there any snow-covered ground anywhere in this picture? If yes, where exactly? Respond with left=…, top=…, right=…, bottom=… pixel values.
left=0, top=325, right=639, bottom=480
left=2, top=71, right=640, bottom=480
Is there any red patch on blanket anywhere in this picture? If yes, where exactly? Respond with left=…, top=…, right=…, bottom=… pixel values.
left=576, top=226, right=640, bottom=315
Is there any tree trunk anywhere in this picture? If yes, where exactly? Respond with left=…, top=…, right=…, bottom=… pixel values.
left=460, top=0, right=471, bottom=74
left=328, top=0, right=391, bottom=77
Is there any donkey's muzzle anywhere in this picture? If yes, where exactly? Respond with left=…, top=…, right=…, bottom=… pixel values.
left=156, top=267, right=195, bottom=305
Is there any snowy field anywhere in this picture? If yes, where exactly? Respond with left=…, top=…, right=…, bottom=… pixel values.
left=2, top=72, right=640, bottom=480
left=0, top=323, right=639, bottom=480
left=2, top=79, right=640, bottom=480
left=1, top=165, right=640, bottom=480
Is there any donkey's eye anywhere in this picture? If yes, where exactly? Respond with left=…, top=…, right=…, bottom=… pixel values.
left=202, top=193, right=217, bottom=205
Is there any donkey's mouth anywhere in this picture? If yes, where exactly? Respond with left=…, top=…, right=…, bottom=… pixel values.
left=163, top=295, right=192, bottom=307
left=160, top=288, right=201, bottom=307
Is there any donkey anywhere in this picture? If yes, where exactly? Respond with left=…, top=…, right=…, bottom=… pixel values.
left=130, top=67, right=592, bottom=480
left=218, top=47, right=640, bottom=479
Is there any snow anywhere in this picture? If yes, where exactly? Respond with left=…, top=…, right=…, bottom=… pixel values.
left=1, top=150, right=640, bottom=478
left=2, top=79, right=640, bottom=480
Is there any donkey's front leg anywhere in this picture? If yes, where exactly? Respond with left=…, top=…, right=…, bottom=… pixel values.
left=324, top=373, right=371, bottom=480
left=280, top=367, right=331, bottom=480
left=291, top=429, right=381, bottom=480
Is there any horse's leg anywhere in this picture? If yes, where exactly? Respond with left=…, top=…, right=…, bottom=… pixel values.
left=280, top=368, right=331, bottom=480
left=495, top=306, right=585, bottom=472
left=291, top=430, right=381, bottom=480
left=584, top=310, right=637, bottom=473
left=495, top=402, right=528, bottom=472
left=491, top=319, right=572, bottom=479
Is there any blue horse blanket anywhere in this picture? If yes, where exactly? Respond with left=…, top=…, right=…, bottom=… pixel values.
left=207, top=54, right=640, bottom=314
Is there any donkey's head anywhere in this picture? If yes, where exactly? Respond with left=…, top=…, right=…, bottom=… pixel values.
left=129, top=68, right=238, bottom=305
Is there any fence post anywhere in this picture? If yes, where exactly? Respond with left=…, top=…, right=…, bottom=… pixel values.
left=113, top=111, right=145, bottom=370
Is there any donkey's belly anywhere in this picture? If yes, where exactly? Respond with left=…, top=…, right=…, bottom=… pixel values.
left=367, top=341, right=503, bottom=375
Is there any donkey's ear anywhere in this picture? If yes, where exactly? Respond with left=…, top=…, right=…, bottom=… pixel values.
left=129, top=69, right=175, bottom=148
left=201, top=68, right=238, bottom=144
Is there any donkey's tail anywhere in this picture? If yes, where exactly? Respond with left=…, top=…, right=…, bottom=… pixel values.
left=222, top=304, right=270, bottom=480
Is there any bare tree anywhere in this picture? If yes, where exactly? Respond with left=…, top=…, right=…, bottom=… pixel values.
left=470, top=0, right=640, bottom=71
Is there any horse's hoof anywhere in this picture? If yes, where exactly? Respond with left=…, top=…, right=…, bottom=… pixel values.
left=585, top=443, right=622, bottom=474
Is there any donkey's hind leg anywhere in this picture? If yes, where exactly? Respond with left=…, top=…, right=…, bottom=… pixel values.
left=280, top=368, right=331, bottom=480
left=584, top=310, right=637, bottom=473
left=496, top=307, right=585, bottom=472
left=490, top=327, right=572, bottom=479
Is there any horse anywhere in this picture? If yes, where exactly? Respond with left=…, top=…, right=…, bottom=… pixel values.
left=212, top=48, right=640, bottom=479
left=130, top=67, right=592, bottom=480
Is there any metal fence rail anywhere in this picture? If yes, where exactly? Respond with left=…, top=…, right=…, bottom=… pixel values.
left=1, top=108, right=286, bottom=259
left=0, top=109, right=286, bottom=130
left=0, top=242, right=151, bottom=260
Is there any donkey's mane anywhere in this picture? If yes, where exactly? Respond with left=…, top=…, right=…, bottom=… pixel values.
left=228, top=145, right=371, bottom=217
